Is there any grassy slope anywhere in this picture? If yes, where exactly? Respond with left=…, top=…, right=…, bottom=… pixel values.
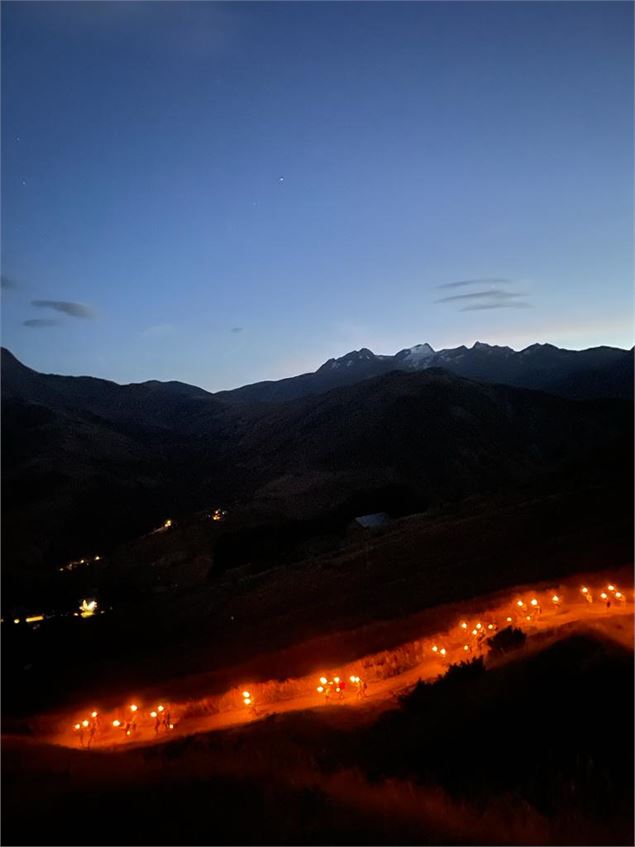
left=3, top=459, right=631, bottom=718
left=3, top=628, right=632, bottom=846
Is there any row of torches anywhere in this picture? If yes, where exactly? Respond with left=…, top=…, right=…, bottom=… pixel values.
left=72, top=581, right=627, bottom=741
left=73, top=702, right=174, bottom=740
left=429, top=582, right=627, bottom=658
left=316, top=674, right=366, bottom=698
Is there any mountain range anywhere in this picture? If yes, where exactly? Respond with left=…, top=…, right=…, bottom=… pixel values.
left=215, top=340, right=633, bottom=404
left=1, top=342, right=632, bottom=599
left=2, top=341, right=632, bottom=417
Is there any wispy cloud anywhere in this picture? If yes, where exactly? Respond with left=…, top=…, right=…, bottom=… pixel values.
left=434, top=277, right=532, bottom=311
left=436, top=290, right=526, bottom=305
left=31, top=300, right=95, bottom=318
left=23, top=318, right=59, bottom=328
left=460, top=302, right=533, bottom=312
left=437, top=278, right=513, bottom=290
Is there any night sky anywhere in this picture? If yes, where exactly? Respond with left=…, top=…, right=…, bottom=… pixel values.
left=1, top=1, right=632, bottom=391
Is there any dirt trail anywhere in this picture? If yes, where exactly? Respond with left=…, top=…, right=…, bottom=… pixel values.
left=38, top=568, right=632, bottom=753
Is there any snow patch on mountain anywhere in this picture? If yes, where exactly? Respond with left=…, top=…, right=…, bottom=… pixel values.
left=395, top=343, right=436, bottom=369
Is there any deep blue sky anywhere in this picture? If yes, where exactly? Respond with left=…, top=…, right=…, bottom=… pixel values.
left=1, top=1, right=633, bottom=390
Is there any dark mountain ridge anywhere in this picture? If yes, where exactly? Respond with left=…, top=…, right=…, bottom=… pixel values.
left=3, top=343, right=631, bottom=598
left=215, top=340, right=633, bottom=405
left=221, top=367, right=631, bottom=518
left=2, top=343, right=632, bottom=611
left=1, top=347, right=221, bottom=434
left=3, top=341, right=631, bottom=416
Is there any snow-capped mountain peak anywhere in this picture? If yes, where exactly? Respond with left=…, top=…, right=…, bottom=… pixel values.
left=318, top=348, right=378, bottom=371
left=395, top=343, right=436, bottom=368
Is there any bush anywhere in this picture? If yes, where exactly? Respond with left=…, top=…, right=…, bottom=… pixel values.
left=442, top=656, right=486, bottom=684
left=487, top=625, right=526, bottom=654
left=400, top=658, right=486, bottom=712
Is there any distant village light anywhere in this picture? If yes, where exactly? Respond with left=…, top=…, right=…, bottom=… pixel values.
left=79, top=598, right=98, bottom=618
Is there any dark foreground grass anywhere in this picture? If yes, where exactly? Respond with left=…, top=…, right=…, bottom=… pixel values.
left=3, top=630, right=632, bottom=846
